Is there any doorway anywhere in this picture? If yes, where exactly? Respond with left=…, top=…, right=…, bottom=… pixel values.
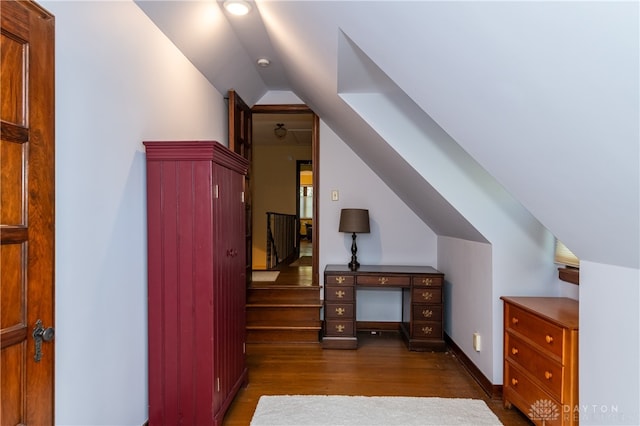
left=251, top=105, right=319, bottom=286
left=297, top=160, right=313, bottom=260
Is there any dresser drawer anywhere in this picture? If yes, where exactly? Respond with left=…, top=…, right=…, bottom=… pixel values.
left=505, top=304, right=565, bottom=360
left=325, top=303, right=354, bottom=320
left=506, top=332, right=563, bottom=400
left=325, top=320, right=355, bottom=337
left=325, top=274, right=354, bottom=285
left=412, top=321, right=442, bottom=339
left=412, top=275, right=442, bottom=287
left=357, top=275, right=410, bottom=287
left=412, top=305, right=442, bottom=322
left=504, top=362, right=564, bottom=426
left=325, top=286, right=354, bottom=302
left=411, top=288, right=442, bottom=304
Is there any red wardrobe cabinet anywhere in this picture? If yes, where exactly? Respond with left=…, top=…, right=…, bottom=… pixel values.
left=144, top=141, right=249, bottom=426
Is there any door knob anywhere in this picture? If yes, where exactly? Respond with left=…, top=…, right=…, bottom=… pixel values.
left=33, top=319, right=55, bottom=362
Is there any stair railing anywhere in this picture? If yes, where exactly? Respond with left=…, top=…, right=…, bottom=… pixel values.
left=266, top=212, right=297, bottom=269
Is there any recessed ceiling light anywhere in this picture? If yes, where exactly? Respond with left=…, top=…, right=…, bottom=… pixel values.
left=224, top=0, right=251, bottom=16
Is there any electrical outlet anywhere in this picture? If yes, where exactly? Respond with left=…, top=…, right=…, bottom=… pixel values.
left=473, top=332, right=481, bottom=352
left=331, top=190, right=339, bottom=201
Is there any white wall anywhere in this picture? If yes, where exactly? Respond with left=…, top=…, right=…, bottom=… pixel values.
left=580, top=262, right=640, bottom=425
left=438, top=237, right=493, bottom=377
left=258, top=91, right=439, bottom=321
left=318, top=122, right=438, bottom=321
left=43, top=1, right=227, bottom=424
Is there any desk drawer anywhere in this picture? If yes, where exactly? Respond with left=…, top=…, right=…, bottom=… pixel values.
left=325, top=274, right=354, bottom=285
left=411, top=288, right=442, bottom=304
left=325, top=286, right=354, bottom=302
left=357, top=275, right=410, bottom=287
left=412, top=305, right=442, bottom=322
left=325, top=303, right=354, bottom=320
left=505, top=304, right=565, bottom=360
left=325, top=320, right=355, bottom=337
left=411, top=321, right=442, bottom=339
left=412, top=276, right=442, bottom=287
left=506, top=332, right=563, bottom=400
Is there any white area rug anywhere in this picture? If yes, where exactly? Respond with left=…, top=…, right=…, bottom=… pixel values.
left=250, top=395, right=503, bottom=425
left=252, top=271, right=280, bottom=282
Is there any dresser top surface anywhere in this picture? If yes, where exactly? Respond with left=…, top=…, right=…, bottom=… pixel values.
left=501, top=296, right=579, bottom=329
left=325, top=264, right=442, bottom=275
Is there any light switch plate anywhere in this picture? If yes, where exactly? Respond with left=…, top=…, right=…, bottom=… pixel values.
left=331, top=190, right=339, bottom=201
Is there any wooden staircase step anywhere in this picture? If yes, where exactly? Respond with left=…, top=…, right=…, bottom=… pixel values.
left=246, top=327, right=321, bottom=344
left=246, top=319, right=322, bottom=328
left=247, top=286, right=321, bottom=304
left=247, top=304, right=322, bottom=323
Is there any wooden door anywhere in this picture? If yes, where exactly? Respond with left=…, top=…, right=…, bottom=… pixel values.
left=1, top=1, right=55, bottom=425
left=228, top=90, right=252, bottom=287
left=212, top=161, right=247, bottom=422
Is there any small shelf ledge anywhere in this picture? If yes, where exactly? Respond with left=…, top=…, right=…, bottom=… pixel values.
left=558, top=267, right=579, bottom=285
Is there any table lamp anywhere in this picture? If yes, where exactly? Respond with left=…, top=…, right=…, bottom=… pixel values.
left=339, top=208, right=370, bottom=270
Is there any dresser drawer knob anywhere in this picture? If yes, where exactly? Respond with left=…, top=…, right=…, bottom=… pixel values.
left=545, top=371, right=553, bottom=380
left=335, top=307, right=345, bottom=316
left=378, top=277, right=389, bottom=284
left=335, top=324, right=345, bottom=333
left=511, top=317, right=519, bottom=325
left=422, top=278, right=433, bottom=286
left=421, top=326, right=433, bottom=335
left=335, top=290, right=345, bottom=299
left=511, top=347, right=519, bottom=355
left=422, top=309, right=433, bottom=318
left=335, top=276, right=345, bottom=283
left=421, top=291, right=433, bottom=301
left=545, top=335, right=554, bottom=344
left=511, top=378, right=518, bottom=386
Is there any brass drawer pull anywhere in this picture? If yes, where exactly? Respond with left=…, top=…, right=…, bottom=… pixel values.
left=335, top=290, right=345, bottom=299
left=335, top=276, right=345, bottom=283
left=378, top=277, right=389, bottom=284
left=335, top=324, right=345, bottom=333
left=421, top=291, right=433, bottom=301
left=422, top=309, right=433, bottom=318
left=335, top=307, right=345, bottom=316
left=421, top=326, right=433, bottom=335
left=545, top=371, right=553, bottom=380
left=511, top=378, right=518, bottom=386
left=511, top=347, right=519, bottom=355
left=545, top=335, right=554, bottom=344
left=422, top=277, right=433, bottom=286
left=511, top=317, right=519, bottom=325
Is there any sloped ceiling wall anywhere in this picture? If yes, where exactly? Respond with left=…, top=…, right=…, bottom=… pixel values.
left=137, top=0, right=639, bottom=269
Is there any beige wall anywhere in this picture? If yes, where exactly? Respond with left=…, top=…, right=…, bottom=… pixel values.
left=252, top=143, right=312, bottom=269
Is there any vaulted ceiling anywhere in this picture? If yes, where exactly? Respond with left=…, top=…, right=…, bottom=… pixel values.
left=136, top=0, right=639, bottom=269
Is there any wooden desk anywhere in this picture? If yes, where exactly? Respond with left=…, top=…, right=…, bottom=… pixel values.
left=322, top=265, right=446, bottom=351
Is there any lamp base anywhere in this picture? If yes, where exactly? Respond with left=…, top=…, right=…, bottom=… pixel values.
left=348, top=259, right=360, bottom=271
left=348, top=232, right=360, bottom=270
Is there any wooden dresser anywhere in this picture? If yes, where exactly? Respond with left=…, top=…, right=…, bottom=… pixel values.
left=501, top=297, right=579, bottom=426
left=323, top=265, right=445, bottom=351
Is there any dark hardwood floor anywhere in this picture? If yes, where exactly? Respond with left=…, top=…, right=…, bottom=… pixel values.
left=223, top=333, right=532, bottom=425
left=260, top=239, right=314, bottom=286
left=237, top=240, right=532, bottom=425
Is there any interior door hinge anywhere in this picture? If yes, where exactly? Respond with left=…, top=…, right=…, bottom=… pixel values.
left=241, top=191, right=245, bottom=203
left=214, top=184, right=219, bottom=199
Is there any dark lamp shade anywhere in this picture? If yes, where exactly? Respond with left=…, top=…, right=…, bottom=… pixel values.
left=339, top=209, right=370, bottom=233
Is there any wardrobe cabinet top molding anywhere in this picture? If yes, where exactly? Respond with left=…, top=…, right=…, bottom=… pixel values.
left=143, top=140, right=249, bottom=173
